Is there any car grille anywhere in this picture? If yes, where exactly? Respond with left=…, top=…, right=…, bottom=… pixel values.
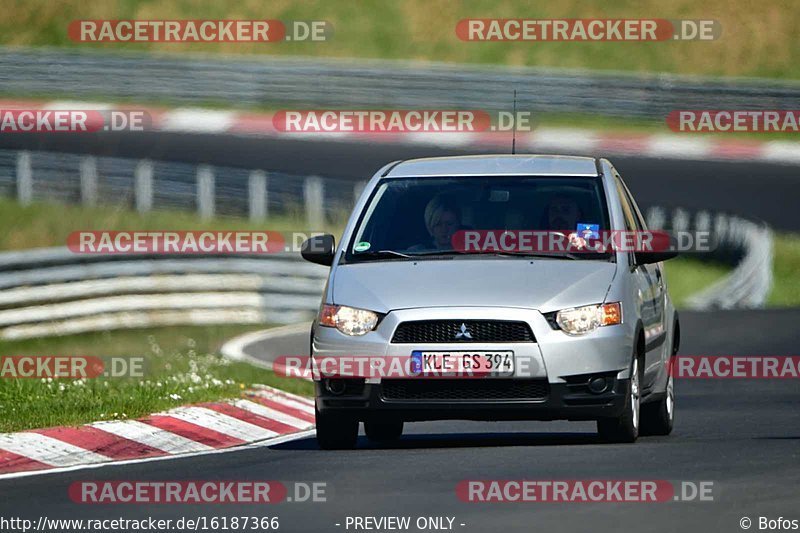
left=380, top=379, right=549, bottom=401
left=391, top=320, right=535, bottom=343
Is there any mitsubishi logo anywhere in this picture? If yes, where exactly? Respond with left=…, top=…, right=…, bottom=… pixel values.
left=455, top=323, right=473, bottom=340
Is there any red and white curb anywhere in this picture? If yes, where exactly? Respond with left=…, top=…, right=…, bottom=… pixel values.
left=0, top=385, right=315, bottom=478
left=3, top=99, right=800, bottom=165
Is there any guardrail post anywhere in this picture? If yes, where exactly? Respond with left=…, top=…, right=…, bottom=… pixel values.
left=197, top=165, right=215, bottom=219
left=134, top=160, right=153, bottom=213
left=695, top=210, right=711, bottom=233
left=645, top=206, right=666, bottom=230
left=672, top=208, right=689, bottom=234
left=304, top=176, right=325, bottom=229
left=80, top=156, right=98, bottom=206
left=249, top=170, right=268, bottom=221
left=16, top=151, right=33, bottom=206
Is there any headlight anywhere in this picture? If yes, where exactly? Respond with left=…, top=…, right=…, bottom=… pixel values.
left=555, top=302, right=622, bottom=336
left=319, top=304, right=379, bottom=336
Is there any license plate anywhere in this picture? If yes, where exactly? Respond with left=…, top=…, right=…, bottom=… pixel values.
left=410, top=351, right=514, bottom=377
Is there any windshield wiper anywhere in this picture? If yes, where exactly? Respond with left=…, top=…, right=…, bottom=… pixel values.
left=488, top=251, right=582, bottom=260
left=407, top=250, right=586, bottom=260
left=405, top=250, right=466, bottom=256
left=351, top=249, right=414, bottom=260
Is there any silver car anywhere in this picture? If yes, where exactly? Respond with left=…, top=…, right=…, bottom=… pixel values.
left=301, top=155, right=680, bottom=449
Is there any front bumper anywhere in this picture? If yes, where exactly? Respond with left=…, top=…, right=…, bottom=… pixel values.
left=312, top=306, right=635, bottom=422
left=315, top=378, right=629, bottom=421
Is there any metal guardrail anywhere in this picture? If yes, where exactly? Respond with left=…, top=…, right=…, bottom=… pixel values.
left=3, top=47, right=800, bottom=119
left=0, top=149, right=360, bottom=225
left=645, top=207, right=773, bottom=310
left=0, top=247, right=328, bottom=340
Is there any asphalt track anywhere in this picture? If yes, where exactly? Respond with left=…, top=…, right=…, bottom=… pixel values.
left=1, top=310, right=798, bottom=533
left=1, top=132, right=800, bottom=231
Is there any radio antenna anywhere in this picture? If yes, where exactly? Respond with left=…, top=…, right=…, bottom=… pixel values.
left=511, top=89, right=517, bottom=155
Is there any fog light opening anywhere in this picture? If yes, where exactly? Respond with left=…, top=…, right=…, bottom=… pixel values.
left=325, top=378, right=347, bottom=395
left=588, top=377, right=609, bottom=394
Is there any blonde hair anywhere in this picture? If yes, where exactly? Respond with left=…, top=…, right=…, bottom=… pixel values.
left=424, top=195, right=461, bottom=234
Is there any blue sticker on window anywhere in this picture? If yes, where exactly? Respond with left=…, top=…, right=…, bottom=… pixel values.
left=576, top=223, right=600, bottom=239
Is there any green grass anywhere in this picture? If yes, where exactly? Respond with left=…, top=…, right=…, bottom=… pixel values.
left=0, top=198, right=325, bottom=432
left=661, top=232, right=800, bottom=308
left=0, top=196, right=343, bottom=251
left=662, top=256, right=730, bottom=307
left=0, top=325, right=313, bottom=432
left=768, top=233, right=800, bottom=306
left=1, top=0, right=800, bottom=79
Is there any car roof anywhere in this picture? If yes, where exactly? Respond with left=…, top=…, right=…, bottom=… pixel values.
left=383, top=155, right=600, bottom=178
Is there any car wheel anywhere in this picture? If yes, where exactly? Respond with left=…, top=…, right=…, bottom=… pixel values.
left=640, top=367, right=675, bottom=436
left=315, top=407, right=358, bottom=450
left=597, top=356, right=640, bottom=443
left=364, top=419, right=404, bottom=442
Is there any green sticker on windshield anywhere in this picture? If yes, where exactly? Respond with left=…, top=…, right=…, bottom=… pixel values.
left=354, top=241, right=371, bottom=252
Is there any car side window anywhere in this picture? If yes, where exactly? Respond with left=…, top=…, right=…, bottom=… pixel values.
left=617, top=174, right=648, bottom=231
left=614, top=176, right=639, bottom=232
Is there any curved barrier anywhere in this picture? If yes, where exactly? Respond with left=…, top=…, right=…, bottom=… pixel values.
left=0, top=248, right=327, bottom=340
left=645, top=206, right=773, bottom=310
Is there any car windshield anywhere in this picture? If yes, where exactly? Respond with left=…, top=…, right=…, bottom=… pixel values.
left=345, top=175, right=612, bottom=262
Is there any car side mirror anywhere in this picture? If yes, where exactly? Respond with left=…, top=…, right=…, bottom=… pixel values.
left=301, top=234, right=336, bottom=266
left=634, top=249, right=678, bottom=265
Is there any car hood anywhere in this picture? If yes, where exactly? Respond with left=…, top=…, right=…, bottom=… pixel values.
left=331, top=259, right=617, bottom=313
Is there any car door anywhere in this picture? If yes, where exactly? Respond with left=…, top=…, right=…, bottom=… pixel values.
left=612, top=172, right=663, bottom=391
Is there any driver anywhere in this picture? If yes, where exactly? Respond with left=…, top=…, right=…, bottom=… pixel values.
left=410, top=195, right=462, bottom=251
left=546, top=194, right=582, bottom=230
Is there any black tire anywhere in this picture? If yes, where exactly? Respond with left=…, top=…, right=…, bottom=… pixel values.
left=315, top=407, right=358, bottom=450
left=597, top=356, right=640, bottom=443
left=641, top=322, right=678, bottom=436
left=364, top=419, right=404, bottom=442
left=640, top=372, right=674, bottom=436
